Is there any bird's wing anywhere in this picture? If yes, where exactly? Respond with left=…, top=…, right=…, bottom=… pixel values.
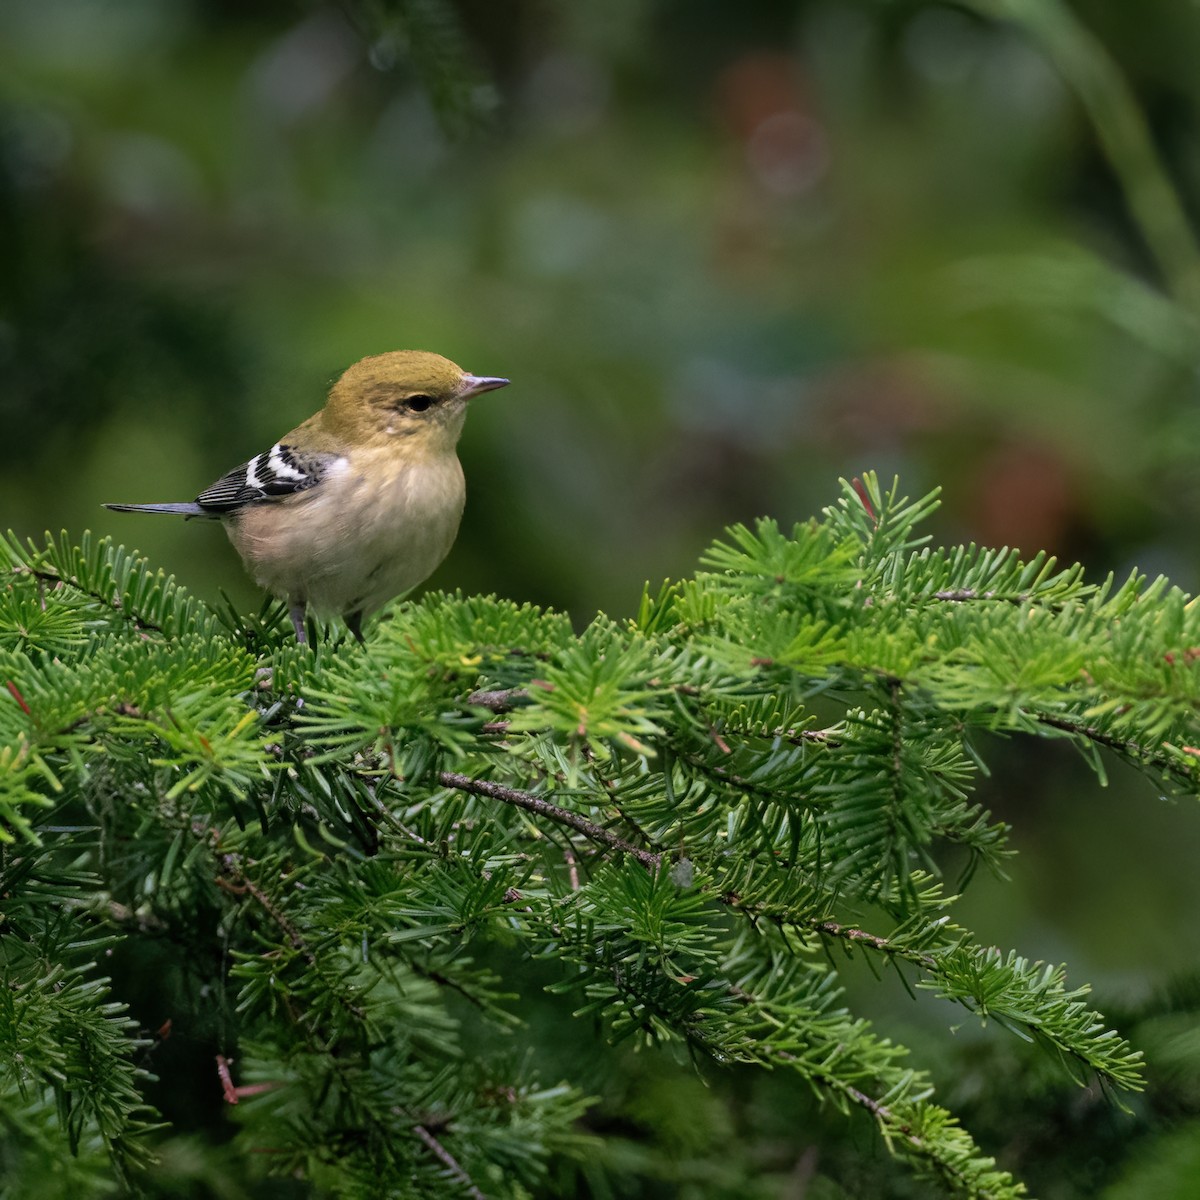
left=196, top=442, right=335, bottom=514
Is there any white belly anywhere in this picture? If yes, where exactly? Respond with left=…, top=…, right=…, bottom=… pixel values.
left=227, top=452, right=466, bottom=617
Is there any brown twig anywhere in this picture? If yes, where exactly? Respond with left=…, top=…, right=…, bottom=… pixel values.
left=933, top=588, right=1032, bottom=605
left=466, top=687, right=528, bottom=712
left=812, top=920, right=938, bottom=971
left=216, top=1054, right=280, bottom=1105
left=214, top=848, right=368, bottom=1021
left=563, top=847, right=581, bottom=891
left=414, top=1124, right=487, bottom=1200
left=712, top=722, right=840, bottom=749
left=1035, top=710, right=1198, bottom=787
left=437, top=772, right=662, bottom=871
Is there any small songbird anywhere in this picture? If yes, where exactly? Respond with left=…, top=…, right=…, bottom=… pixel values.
left=106, top=350, right=509, bottom=643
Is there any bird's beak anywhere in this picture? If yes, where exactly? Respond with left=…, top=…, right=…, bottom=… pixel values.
left=460, top=374, right=510, bottom=398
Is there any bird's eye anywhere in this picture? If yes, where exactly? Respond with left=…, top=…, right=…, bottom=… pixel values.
left=405, top=394, right=434, bottom=413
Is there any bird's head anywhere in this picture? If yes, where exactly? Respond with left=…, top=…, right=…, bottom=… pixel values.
left=325, top=350, right=509, bottom=454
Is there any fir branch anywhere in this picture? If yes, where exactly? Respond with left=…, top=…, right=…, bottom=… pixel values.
left=466, top=687, right=528, bottom=712
left=211, top=840, right=368, bottom=1024
left=414, top=1124, right=488, bottom=1199
left=1033, top=710, right=1197, bottom=785
left=7, top=471, right=1200, bottom=1197
left=11, top=563, right=165, bottom=635
left=813, top=919, right=938, bottom=970
left=436, top=771, right=663, bottom=870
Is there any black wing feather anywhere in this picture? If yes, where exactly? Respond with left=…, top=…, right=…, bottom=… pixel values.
left=196, top=443, right=331, bottom=514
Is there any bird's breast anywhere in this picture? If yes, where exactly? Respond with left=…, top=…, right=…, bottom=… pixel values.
left=227, top=450, right=466, bottom=616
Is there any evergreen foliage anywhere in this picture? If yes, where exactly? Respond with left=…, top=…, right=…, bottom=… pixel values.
left=1, top=474, right=1197, bottom=1197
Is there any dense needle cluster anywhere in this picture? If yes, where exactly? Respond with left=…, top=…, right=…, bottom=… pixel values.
left=3, top=474, right=1198, bottom=1197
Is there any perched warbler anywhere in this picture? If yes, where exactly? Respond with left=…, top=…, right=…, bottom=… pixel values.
left=106, top=350, right=509, bottom=643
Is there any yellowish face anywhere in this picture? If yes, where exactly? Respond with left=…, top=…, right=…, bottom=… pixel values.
left=326, top=350, right=506, bottom=452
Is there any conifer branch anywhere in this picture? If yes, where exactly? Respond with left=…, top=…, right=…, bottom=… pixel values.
left=212, top=840, right=368, bottom=1023
left=813, top=919, right=938, bottom=970
left=933, top=587, right=1033, bottom=604
left=414, top=1125, right=488, bottom=1200
left=437, top=771, right=662, bottom=869
left=11, top=562, right=165, bottom=634
left=1034, top=710, right=1196, bottom=783
left=466, top=687, right=527, bottom=712
left=5, top=474, right=1192, bottom=1197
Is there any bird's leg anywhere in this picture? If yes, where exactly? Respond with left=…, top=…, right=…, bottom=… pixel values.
left=345, top=610, right=366, bottom=646
left=289, top=602, right=308, bottom=644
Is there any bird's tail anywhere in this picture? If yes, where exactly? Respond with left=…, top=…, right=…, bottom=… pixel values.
left=104, top=502, right=209, bottom=517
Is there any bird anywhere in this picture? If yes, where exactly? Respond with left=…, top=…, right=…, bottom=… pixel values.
left=106, top=350, right=509, bottom=644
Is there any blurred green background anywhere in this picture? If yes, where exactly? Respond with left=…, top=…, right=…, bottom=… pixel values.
left=5, top=0, right=1200, bottom=1194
